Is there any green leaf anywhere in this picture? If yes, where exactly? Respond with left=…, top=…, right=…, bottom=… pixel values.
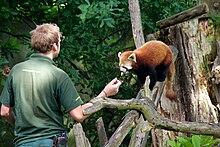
left=192, top=135, right=200, bottom=147
left=84, top=0, right=90, bottom=5
left=176, top=136, right=189, bottom=143
left=199, top=135, right=212, bottom=145
left=183, top=135, right=192, bottom=142
left=99, top=20, right=104, bottom=28
left=167, top=140, right=178, bottom=147
left=0, top=130, right=7, bottom=137
left=203, top=139, right=220, bottom=147
left=181, top=141, right=193, bottom=147
left=105, top=18, right=115, bottom=28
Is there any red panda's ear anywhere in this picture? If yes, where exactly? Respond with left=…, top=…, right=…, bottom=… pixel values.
left=118, top=52, right=122, bottom=58
left=128, top=53, right=137, bottom=63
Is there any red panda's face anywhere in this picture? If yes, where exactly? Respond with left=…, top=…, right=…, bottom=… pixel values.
left=118, top=51, right=137, bottom=76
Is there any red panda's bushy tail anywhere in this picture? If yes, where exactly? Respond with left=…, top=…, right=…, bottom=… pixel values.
left=165, top=62, right=176, bottom=100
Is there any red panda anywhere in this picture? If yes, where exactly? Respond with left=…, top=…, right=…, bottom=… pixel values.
left=118, top=40, right=176, bottom=100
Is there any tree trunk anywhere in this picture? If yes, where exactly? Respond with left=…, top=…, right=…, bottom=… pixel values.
left=128, top=0, right=145, bottom=48
left=153, top=12, right=219, bottom=147
left=128, top=0, right=149, bottom=146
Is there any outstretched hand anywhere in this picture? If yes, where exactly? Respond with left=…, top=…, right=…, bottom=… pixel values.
left=103, top=78, right=122, bottom=97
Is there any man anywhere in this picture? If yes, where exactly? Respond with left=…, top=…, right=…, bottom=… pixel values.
left=0, top=23, right=121, bottom=147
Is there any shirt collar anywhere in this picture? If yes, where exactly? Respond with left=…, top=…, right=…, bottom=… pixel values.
left=30, top=53, right=57, bottom=66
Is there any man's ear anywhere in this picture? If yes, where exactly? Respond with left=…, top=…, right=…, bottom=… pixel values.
left=51, top=43, right=57, bottom=51
left=128, top=53, right=137, bottom=63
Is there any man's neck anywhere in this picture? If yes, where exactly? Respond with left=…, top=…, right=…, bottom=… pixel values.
left=37, top=52, right=54, bottom=60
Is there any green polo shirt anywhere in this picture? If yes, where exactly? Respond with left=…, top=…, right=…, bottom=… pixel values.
left=0, top=53, right=84, bottom=146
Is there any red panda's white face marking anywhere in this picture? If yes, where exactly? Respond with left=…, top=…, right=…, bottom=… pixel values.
left=118, top=52, right=137, bottom=76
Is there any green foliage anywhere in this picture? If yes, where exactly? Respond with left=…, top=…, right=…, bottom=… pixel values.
left=208, top=12, right=220, bottom=27
left=0, top=117, right=14, bottom=147
left=140, top=0, right=196, bottom=33
left=77, top=0, right=124, bottom=27
left=167, top=134, right=220, bottom=147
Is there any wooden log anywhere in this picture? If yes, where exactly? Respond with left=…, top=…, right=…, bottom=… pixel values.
left=73, top=123, right=91, bottom=147
left=84, top=97, right=220, bottom=137
left=128, top=0, right=145, bottom=48
left=128, top=115, right=148, bottom=147
left=156, top=3, right=209, bottom=29
left=96, top=117, right=108, bottom=147
left=105, top=110, right=139, bottom=147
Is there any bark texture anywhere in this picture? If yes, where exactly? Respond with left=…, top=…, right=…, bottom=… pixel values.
left=84, top=97, right=220, bottom=136
left=128, top=0, right=145, bottom=48
left=152, top=16, right=219, bottom=147
left=73, top=123, right=91, bottom=147
left=96, top=118, right=108, bottom=147
left=156, top=3, right=208, bottom=29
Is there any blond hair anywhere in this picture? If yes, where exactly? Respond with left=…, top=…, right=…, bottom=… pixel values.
left=30, top=23, right=62, bottom=53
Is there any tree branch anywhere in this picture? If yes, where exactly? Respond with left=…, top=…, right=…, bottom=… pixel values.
left=96, top=117, right=108, bottom=147
left=105, top=110, right=139, bottom=147
left=0, top=31, right=30, bottom=41
left=156, top=3, right=209, bottom=29
left=84, top=97, right=220, bottom=137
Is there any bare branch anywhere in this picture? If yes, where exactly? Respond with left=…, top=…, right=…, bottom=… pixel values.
left=96, top=118, right=108, bottom=147
left=156, top=3, right=209, bottom=29
left=84, top=97, right=220, bottom=137
left=73, top=123, right=91, bottom=147
left=105, top=111, right=139, bottom=147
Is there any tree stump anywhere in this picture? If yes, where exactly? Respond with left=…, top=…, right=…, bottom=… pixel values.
left=152, top=16, right=219, bottom=147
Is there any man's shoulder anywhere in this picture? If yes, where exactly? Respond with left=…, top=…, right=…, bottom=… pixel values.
left=55, top=68, right=70, bottom=79
left=11, top=59, right=29, bottom=70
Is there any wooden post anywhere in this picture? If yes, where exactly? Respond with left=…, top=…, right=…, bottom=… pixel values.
left=73, top=123, right=91, bottom=147
left=128, top=0, right=145, bottom=48
left=96, top=117, right=108, bottom=147
left=128, top=0, right=149, bottom=146
left=105, top=111, right=139, bottom=147
left=156, top=3, right=209, bottom=29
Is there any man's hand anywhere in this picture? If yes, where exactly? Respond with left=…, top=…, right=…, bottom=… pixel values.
left=1, top=104, right=16, bottom=126
left=102, top=78, right=122, bottom=97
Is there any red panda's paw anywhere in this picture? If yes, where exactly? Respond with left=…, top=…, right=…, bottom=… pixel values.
left=165, top=90, right=177, bottom=100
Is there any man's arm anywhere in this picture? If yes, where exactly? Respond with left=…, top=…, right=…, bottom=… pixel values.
left=69, top=103, right=93, bottom=123
left=69, top=78, right=121, bottom=123
left=97, top=78, right=122, bottom=97
left=1, top=104, right=16, bottom=126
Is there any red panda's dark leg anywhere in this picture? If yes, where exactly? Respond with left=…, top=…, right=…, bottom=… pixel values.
left=165, top=62, right=176, bottom=100
left=156, top=64, right=170, bottom=82
left=149, top=70, right=157, bottom=91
